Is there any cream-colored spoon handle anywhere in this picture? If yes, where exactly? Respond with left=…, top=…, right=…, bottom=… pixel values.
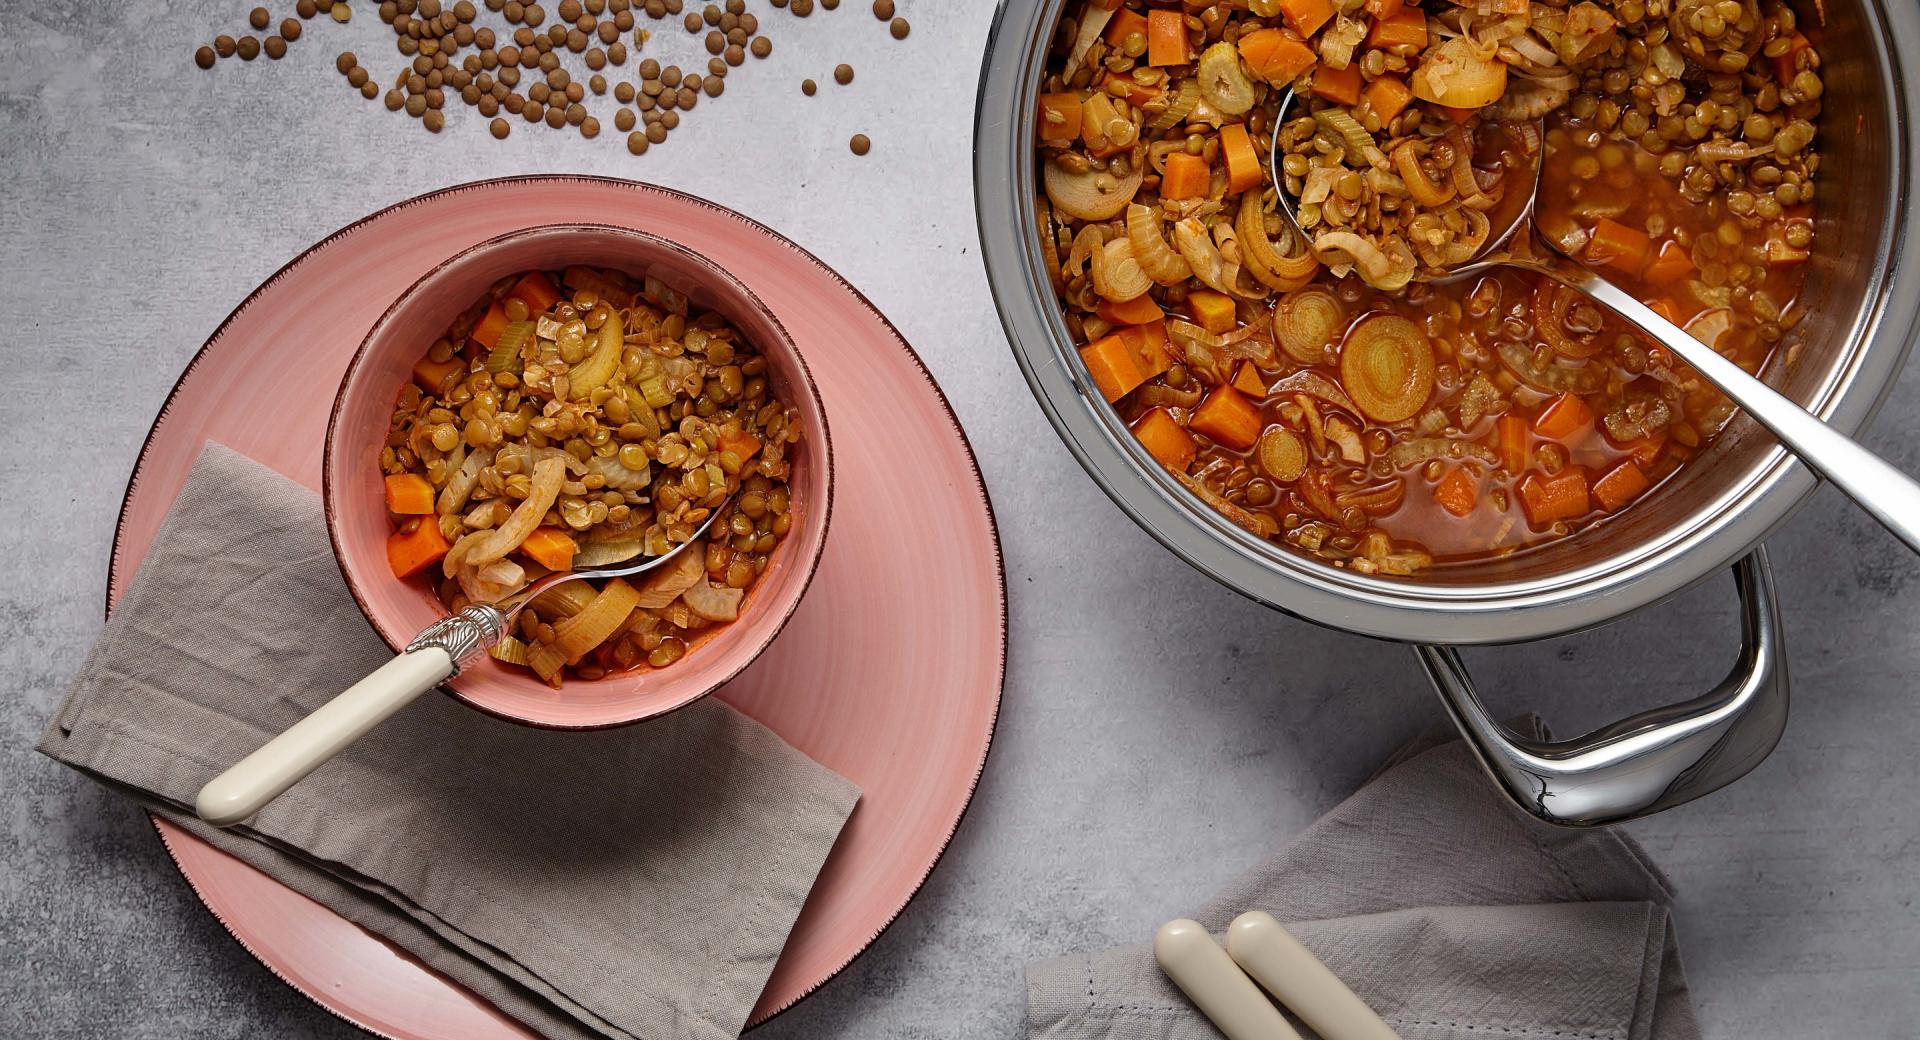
left=1154, top=919, right=1305, bottom=1040
left=1226, top=912, right=1402, bottom=1040
left=194, top=648, right=454, bottom=827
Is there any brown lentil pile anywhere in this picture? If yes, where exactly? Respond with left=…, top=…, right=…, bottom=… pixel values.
left=383, top=265, right=804, bottom=685
left=194, top=0, right=912, bottom=155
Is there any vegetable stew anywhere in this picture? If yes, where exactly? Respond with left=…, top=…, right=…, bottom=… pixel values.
left=380, top=266, right=803, bottom=685
left=1035, top=0, right=1820, bottom=574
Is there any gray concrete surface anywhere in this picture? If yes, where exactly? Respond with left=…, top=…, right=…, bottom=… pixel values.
left=3, top=2, right=1918, bottom=1037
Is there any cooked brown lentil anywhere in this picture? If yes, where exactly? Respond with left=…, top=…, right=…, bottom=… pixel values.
left=382, top=266, right=803, bottom=686
left=1035, top=0, right=1823, bottom=575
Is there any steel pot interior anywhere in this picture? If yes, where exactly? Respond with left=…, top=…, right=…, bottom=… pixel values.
left=976, top=0, right=1919, bottom=644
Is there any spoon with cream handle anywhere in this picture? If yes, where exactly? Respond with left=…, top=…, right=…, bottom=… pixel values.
left=194, top=509, right=723, bottom=827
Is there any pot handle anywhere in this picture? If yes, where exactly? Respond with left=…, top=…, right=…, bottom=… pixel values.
left=1414, top=548, right=1789, bottom=826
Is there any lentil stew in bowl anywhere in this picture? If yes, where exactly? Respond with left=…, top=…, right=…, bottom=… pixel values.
left=1036, top=0, right=1822, bottom=574
left=380, top=264, right=804, bottom=687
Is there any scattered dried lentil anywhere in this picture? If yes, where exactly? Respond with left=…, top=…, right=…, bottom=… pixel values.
left=849, top=132, right=869, bottom=155
left=833, top=62, right=852, bottom=84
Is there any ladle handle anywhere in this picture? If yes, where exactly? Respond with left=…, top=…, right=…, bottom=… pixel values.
left=193, top=606, right=505, bottom=827
left=1552, top=266, right=1920, bottom=556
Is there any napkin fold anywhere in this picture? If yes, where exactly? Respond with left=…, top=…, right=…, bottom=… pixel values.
left=40, top=443, right=860, bottom=1040
left=1028, top=721, right=1698, bottom=1040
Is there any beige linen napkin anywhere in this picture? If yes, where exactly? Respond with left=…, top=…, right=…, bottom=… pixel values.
left=1028, top=722, right=1698, bottom=1040
left=39, top=443, right=860, bottom=1040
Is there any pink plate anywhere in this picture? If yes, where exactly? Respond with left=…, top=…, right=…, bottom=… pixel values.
left=111, top=177, right=1006, bottom=1035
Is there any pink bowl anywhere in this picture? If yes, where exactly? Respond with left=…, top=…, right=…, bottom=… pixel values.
left=324, top=224, right=833, bottom=728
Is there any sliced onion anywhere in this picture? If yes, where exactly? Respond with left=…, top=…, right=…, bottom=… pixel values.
left=1127, top=203, right=1192, bottom=285
left=682, top=581, right=745, bottom=622
left=1236, top=192, right=1319, bottom=292
left=1532, top=279, right=1606, bottom=359
left=1335, top=480, right=1405, bottom=516
left=1269, top=369, right=1362, bottom=416
left=1314, top=231, right=1415, bottom=291
left=1173, top=218, right=1235, bottom=295
left=453, top=456, right=565, bottom=573
left=1274, top=288, right=1345, bottom=365
left=1037, top=196, right=1064, bottom=293
left=634, top=543, right=707, bottom=609
left=552, top=577, right=641, bottom=664
left=1044, top=156, right=1144, bottom=222
left=1176, top=472, right=1275, bottom=536
left=1091, top=237, right=1152, bottom=302
left=1393, top=141, right=1458, bottom=208
left=1339, top=314, right=1437, bottom=423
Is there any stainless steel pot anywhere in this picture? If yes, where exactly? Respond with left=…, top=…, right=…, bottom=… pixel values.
left=975, top=0, right=1919, bottom=825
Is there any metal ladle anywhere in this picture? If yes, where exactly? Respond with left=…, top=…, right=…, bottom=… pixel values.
left=194, top=507, right=726, bottom=827
left=1268, top=90, right=1920, bottom=555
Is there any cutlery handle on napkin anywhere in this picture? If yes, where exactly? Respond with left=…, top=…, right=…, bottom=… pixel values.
left=1226, top=912, right=1403, bottom=1040
left=194, top=648, right=455, bottom=827
left=1154, top=919, right=1305, bottom=1040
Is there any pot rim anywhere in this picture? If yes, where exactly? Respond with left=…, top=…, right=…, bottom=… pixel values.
left=973, top=0, right=1920, bottom=645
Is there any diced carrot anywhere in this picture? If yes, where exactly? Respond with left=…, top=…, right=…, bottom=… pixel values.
left=387, top=517, right=451, bottom=579
left=717, top=427, right=762, bottom=461
left=1117, top=320, right=1173, bottom=379
left=1494, top=415, right=1531, bottom=474
left=1037, top=92, right=1083, bottom=143
left=1237, top=28, right=1317, bottom=85
left=383, top=473, right=437, bottom=515
left=1098, top=294, right=1164, bottom=326
left=412, top=356, right=465, bottom=392
left=518, top=526, right=578, bottom=572
left=1517, top=468, right=1591, bottom=526
left=1363, top=75, right=1414, bottom=126
left=1625, top=432, right=1668, bottom=467
left=1219, top=123, right=1263, bottom=194
left=1102, top=72, right=1162, bottom=107
left=1189, top=385, right=1263, bottom=450
left=1584, top=218, right=1652, bottom=277
left=1438, top=104, right=1477, bottom=124
left=1161, top=151, right=1212, bottom=200
left=1433, top=465, right=1479, bottom=518
left=1642, top=239, right=1694, bottom=287
left=1231, top=362, right=1267, bottom=397
left=1079, top=333, right=1147, bottom=403
left=1310, top=63, right=1363, bottom=106
left=1533, top=392, right=1594, bottom=442
left=507, top=272, right=562, bottom=314
left=1187, top=289, right=1237, bottom=335
left=1276, top=0, right=1335, bottom=37
left=1366, top=0, right=1402, bottom=17
left=1132, top=408, right=1198, bottom=472
left=1771, top=31, right=1810, bottom=85
left=1592, top=459, right=1651, bottom=512
left=470, top=300, right=510, bottom=350
left=1368, top=8, right=1427, bottom=49
left=1146, top=9, right=1189, bottom=66
left=1103, top=8, right=1149, bottom=47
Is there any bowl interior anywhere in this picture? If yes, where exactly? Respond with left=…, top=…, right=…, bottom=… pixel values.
left=325, top=224, right=832, bottom=727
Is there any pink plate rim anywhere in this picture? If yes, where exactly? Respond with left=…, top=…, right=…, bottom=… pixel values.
left=107, top=175, right=1008, bottom=1035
